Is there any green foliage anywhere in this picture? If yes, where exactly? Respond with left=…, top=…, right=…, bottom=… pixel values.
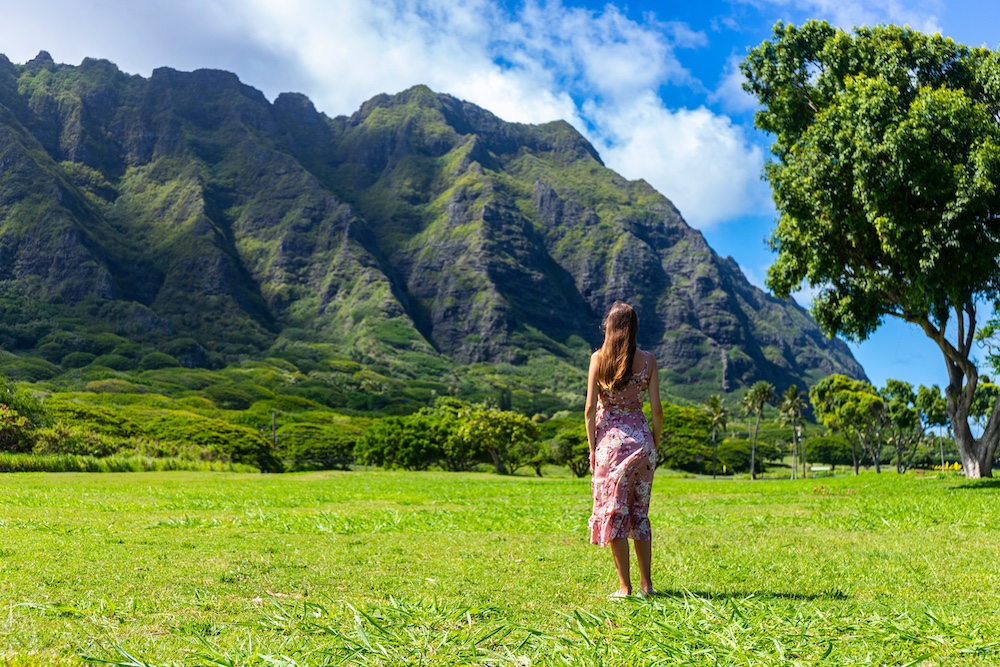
left=61, top=351, right=96, bottom=368
left=804, top=435, right=854, bottom=469
left=276, top=422, right=356, bottom=471
left=811, top=374, right=885, bottom=472
left=138, top=352, right=181, bottom=371
left=456, top=404, right=540, bottom=475
left=658, top=403, right=712, bottom=474
left=203, top=384, right=255, bottom=410
left=543, top=417, right=589, bottom=478
left=91, top=353, right=136, bottom=370
left=141, top=413, right=282, bottom=472
left=0, top=404, right=32, bottom=453
left=44, top=398, right=140, bottom=439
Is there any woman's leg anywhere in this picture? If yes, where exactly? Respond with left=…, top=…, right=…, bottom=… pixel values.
left=610, top=537, right=631, bottom=595
left=631, top=457, right=655, bottom=595
left=634, top=539, right=653, bottom=595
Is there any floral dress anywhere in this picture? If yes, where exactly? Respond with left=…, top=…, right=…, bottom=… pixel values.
left=588, top=351, right=656, bottom=547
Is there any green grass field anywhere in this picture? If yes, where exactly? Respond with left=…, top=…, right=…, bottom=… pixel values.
left=2, top=470, right=1000, bottom=665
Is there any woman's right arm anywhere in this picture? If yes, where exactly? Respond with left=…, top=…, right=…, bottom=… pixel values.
left=585, top=351, right=600, bottom=472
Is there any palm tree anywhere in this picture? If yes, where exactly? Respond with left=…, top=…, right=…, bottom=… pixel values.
left=740, top=392, right=755, bottom=439
left=705, top=394, right=728, bottom=479
left=779, top=384, right=808, bottom=480
left=746, top=381, right=776, bottom=480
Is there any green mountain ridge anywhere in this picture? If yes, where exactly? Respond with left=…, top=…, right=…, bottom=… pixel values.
left=0, top=51, right=865, bottom=411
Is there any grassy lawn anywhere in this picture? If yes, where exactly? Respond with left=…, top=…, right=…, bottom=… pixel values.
left=2, top=470, right=1000, bottom=665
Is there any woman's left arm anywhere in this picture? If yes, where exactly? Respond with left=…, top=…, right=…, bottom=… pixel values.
left=647, top=354, right=663, bottom=450
left=585, top=351, right=600, bottom=472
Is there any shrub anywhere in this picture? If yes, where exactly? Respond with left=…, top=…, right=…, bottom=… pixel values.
left=138, top=352, right=181, bottom=371
left=92, top=354, right=135, bottom=371
left=204, top=384, right=255, bottom=410
left=45, top=399, right=140, bottom=439
left=85, top=379, right=147, bottom=394
left=32, top=425, right=121, bottom=457
left=803, top=435, right=854, bottom=469
left=0, top=404, right=34, bottom=453
left=62, top=351, right=96, bottom=368
left=277, top=423, right=355, bottom=471
left=142, top=412, right=282, bottom=472
left=545, top=418, right=589, bottom=478
left=355, top=415, right=441, bottom=471
left=657, top=403, right=712, bottom=474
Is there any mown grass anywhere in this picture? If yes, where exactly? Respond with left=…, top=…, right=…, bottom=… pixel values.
left=2, top=470, right=1000, bottom=665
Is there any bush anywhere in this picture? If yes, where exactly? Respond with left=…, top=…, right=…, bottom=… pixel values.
left=804, top=435, right=854, bottom=469
left=0, top=375, right=49, bottom=451
left=356, top=415, right=441, bottom=471
left=657, top=403, right=712, bottom=474
left=142, top=412, right=282, bottom=472
left=92, top=354, right=136, bottom=371
left=32, top=425, right=121, bottom=457
left=544, top=417, right=589, bottom=477
left=138, top=352, right=181, bottom=371
left=277, top=423, right=355, bottom=471
left=85, top=379, right=147, bottom=393
left=0, top=404, right=34, bottom=453
left=45, top=399, right=140, bottom=439
left=204, top=384, right=255, bottom=410
left=62, top=351, right=96, bottom=368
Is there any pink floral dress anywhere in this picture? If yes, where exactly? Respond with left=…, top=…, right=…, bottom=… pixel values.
left=588, top=351, right=656, bottom=547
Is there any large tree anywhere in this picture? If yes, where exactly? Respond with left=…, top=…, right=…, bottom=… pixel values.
left=810, top=374, right=885, bottom=475
left=743, top=21, right=1000, bottom=477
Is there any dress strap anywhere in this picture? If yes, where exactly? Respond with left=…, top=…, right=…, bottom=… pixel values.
left=641, top=350, right=649, bottom=374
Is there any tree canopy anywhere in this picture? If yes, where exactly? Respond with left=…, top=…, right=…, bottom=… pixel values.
left=743, top=21, right=1000, bottom=477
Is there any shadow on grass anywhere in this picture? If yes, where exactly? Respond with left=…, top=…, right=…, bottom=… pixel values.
left=649, top=588, right=849, bottom=601
left=950, top=478, right=1000, bottom=491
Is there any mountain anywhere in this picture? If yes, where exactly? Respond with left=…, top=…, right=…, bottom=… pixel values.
left=0, top=51, right=865, bottom=410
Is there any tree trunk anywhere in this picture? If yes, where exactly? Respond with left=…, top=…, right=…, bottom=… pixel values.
left=850, top=433, right=860, bottom=476
left=801, top=433, right=808, bottom=478
left=923, top=312, right=999, bottom=478
left=712, top=431, right=718, bottom=479
left=939, top=431, right=945, bottom=473
left=947, top=364, right=999, bottom=479
left=489, top=448, right=507, bottom=475
left=750, top=412, right=761, bottom=481
left=790, top=427, right=797, bottom=480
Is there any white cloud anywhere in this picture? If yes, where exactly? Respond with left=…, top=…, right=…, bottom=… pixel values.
left=592, top=94, right=768, bottom=227
left=709, top=54, right=758, bottom=114
left=740, top=0, right=942, bottom=33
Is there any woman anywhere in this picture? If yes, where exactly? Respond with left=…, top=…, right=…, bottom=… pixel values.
left=585, top=301, right=662, bottom=598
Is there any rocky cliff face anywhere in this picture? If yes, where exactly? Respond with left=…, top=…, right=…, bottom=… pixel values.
left=0, top=52, right=865, bottom=402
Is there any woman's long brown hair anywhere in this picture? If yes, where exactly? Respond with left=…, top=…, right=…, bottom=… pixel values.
left=596, top=301, right=638, bottom=391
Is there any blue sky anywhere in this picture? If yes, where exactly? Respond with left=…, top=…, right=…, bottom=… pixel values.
left=0, top=0, right=994, bottom=391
